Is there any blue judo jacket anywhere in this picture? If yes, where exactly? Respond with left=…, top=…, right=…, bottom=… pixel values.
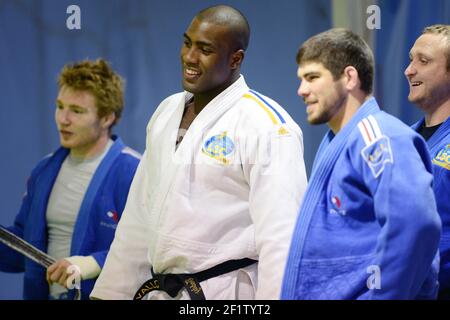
left=282, top=98, right=441, bottom=300
left=413, top=117, right=450, bottom=293
left=0, top=136, right=140, bottom=299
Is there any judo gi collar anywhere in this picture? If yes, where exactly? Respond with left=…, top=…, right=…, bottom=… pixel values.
left=413, top=116, right=450, bottom=150
left=174, top=75, right=249, bottom=157
left=70, top=135, right=124, bottom=255
left=183, top=75, right=248, bottom=122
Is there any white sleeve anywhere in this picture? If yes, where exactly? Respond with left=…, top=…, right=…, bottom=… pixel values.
left=242, top=127, right=308, bottom=299
left=90, top=151, right=153, bottom=300
left=65, top=256, right=101, bottom=280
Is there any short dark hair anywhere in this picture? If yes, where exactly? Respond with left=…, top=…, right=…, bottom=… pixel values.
left=196, top=5, right=250, bottom=51
left=296, top=28, right=374, bottom=94
left=58, top=59, right=124, bottom=128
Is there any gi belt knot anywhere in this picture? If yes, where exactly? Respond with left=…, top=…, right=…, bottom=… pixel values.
left=134, top=273, right=205, bottom=300
left=133, top=258, right=257, bottom=300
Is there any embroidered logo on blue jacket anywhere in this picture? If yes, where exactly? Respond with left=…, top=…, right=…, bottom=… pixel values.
left=100, top=210, right=119, bottom=229
left=433, top=144, right=450, bottom=171
left=202, top=131, right=234, bottom=164
left=330, top=195, right=346, bottom=216
left=107, top=210, right=119, bottom=223
left=361, top=136, right=393, bottom=178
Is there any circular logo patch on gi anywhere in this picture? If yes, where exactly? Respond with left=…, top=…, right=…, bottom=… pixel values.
left=433, top=143, right=450, bottom=171
left=202, top=131, right=234, bottom=164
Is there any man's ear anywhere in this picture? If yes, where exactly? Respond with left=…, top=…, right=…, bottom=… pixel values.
left=230, top=49, right=245, bottom=69
left=101, top=112, right=116, bottom=130
left=343, top=66, right=360, bottom=91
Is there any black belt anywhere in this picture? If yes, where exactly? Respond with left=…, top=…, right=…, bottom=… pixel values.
left=134, top=258, right=257, bottom=300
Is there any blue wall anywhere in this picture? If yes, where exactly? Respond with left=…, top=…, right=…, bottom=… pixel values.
left=0, top=0, right=331, bottom=299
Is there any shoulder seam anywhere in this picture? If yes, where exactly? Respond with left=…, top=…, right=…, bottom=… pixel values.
left=242, top=90, right=285, bottom=125
left=357, top=115, right=383, bottom=146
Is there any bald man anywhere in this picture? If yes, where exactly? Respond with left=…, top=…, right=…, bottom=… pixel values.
left=91, top=5, right=307, bottom=300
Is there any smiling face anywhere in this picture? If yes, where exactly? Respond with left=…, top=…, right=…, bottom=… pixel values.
left=297, top=62, right=347, bottom=125
left=55, top=86, right=112, bottom=158
left=180, top=18, right=239, bottom=98
left=405, top=33, right=450, bottom=111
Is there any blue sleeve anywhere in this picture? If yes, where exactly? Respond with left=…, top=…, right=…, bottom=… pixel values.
left=90, top=250, right=108, bottom=268
left=354, top=133, right=441, bottom=299
left=0, top=176, right=34, bottom=273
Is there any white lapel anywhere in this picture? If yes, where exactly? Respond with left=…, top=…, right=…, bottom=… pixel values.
left=146, top=76, right=249, bottom=230
left=175, top=76, right=249, bottom=159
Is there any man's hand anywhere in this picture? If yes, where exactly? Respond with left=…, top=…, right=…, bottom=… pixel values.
left=46, top=258, right=80, bottom=288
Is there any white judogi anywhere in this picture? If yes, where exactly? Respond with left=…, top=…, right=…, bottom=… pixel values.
left=91, top=76, right=307, bottom=300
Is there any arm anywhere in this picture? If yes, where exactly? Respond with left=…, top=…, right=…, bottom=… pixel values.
left=242, top=127, right=308, bottom=299
left=46, top=256, right=100, bottom=288
left=357, top=134, right=441, bottom=299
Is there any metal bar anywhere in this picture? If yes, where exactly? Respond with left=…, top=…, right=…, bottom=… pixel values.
left=0, top=226, right=56, bottom=268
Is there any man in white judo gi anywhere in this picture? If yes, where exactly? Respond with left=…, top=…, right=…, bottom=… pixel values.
left=405, top=24, right=450, bottom=299
left=91, top=5, right=307, bottom=300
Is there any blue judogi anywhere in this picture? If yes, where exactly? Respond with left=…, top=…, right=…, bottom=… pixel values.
left=0, top=136, right=140, bottom=299
left=413, top=117, right=450, bottom=293
left=282, top=98, right=441, bottom=299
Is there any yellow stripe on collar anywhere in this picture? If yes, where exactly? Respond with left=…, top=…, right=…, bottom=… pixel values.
left=243, top=93, right=279, bottom=125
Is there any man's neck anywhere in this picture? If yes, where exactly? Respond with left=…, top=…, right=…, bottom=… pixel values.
left=70, top=133, right=111, bottom=160
left=423, top=100, right=450, bottom=126
left=191, top=73, right=240, bottom=113
left=329, top=93, right=369, bottom=134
